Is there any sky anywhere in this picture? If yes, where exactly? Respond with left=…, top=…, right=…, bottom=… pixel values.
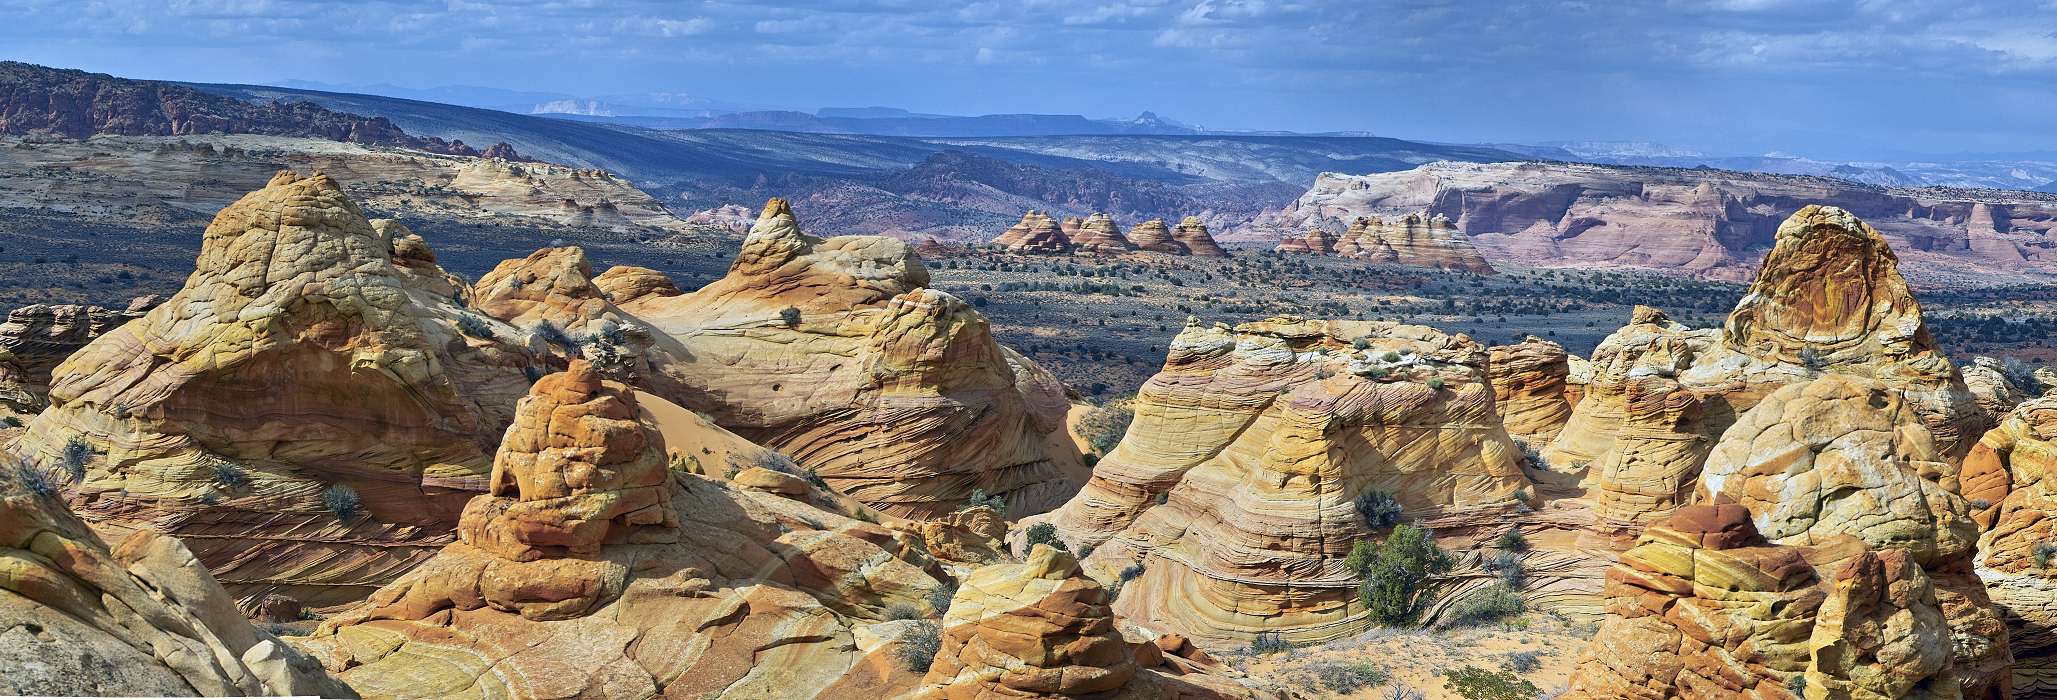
left=4, top=0, right=2056, bottom=158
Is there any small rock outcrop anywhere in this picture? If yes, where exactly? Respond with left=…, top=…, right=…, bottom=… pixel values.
left=1488, top=336, right=1576, bottom=444
left=0, top=460, right=353, bottom=697
left=0, top=297, right=157, bottom=416
left=299, top=361, right=949, bottom=698
left=992, top=211, right=1227, bottom=257
left=913, top=545, right=1277, bottom=699
left=1031, top=316, right=1532, bottom=645
left=1961, top=356, right=2037, bottom=419
left=14, top=171, right=541, bottom=606
left=1172, top=216, right=1229, bottom=257
left=618, top=199, right=1084, bottom=519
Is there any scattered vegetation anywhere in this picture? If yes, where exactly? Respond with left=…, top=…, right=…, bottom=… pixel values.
left=1799, top=347, right=1826, bottom=370
left=321, top=484, right=363, bottom=521
left=1024, top=522, right=1069, bottom=552
left=1786, top=674, right=1808, bottom=696
left=779, top=306, right=802, bottom=327
left=1, top=415, right=21, bottom=428
left=1512, top=438, right=1547, bottom=471
left=2037, top=541, right=2057, bottom=568
left=1247, top=631, right=1293, bottom=655
left=1355, top=489, right=1404, bottom=530
left=1503, top=650, right=1541, bottom=674
left=1304, top=660, right=1389, bottom=694
left=212, top=460, right=249, bottom=490
left=2003, top=355, right=2046, bottom=394
left=1426, top=376, right=1446, bottom=390
left=926, top=581, right=958, bottom=616
left=532, top=320, right=580, bottom=350
left=1383, top=684, right=1425, bottom=700
left=1497, top=526, right=1530, bottom=553
left=60, top=436, right=92, bottom=482
left=10, top=461, right=57, bottom=498
left=962, top=488, right=1008, bottom=515
left=1119, top=562, right=1146, bottom=582
left=1077, top=402, right=1134, bottom=455
left=1443, top=665, right=1540, bottom=700
left=748, top=449, right=829, bottom=490
left=1445, top=583, right=1527, bottom=627
left=895, top=621, right=942, bottom=672
left=1485, top=551, right=1527, bottom=588
left=883, top=603, right=922, bottom=621
left=1347, top=523, right=1454, bottom=625
left=455, top=313, right=496, bottom=339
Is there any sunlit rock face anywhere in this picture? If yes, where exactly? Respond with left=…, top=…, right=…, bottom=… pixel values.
left=298, top=361, right=951, bottom=699
left=0, top=456, right=354, bottom=697
left=1964, top=394, right=2057, bottom=697
left=1031, top=315, right=1532, bottom=646
left=1071, top=212, right=1136, bottom=254
left=1549, top=206, right=1988, bottom=532
left=14, top=171, right=541, bottom=606
left=0, top=297, right=157, bottom=418
left=1488, top=335, right=1576, bottom=444
left=616, top=199, right=1084, bottom=519
left=994, top=209, right=1073, bottom=254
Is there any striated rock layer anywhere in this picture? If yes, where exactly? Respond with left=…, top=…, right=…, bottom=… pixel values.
left=1488, top=336, right=1576, bottom=444
left=11, top=171, right=543, bottom=606
left=1, top=459, right=353, bottom=697
left=1548, top=206, right=1987, bottom=532
left=1032, top=315, right=1532, bottom=645
left=0, top=297, right=158, bottom=417
left=1173, top=216, right=1230, bottom=257
left=913, top=544, right=1278, bottom=699
left=299, top=361, right=950, bottom=699
left=1126, top=218, right=1186, bottom=254
left=618, top=199, right=1084, bottom=519
left=1268, top=211, right=1495, bottom=273
left=1563, top=505, right=1976, bottom=700
left=1071, top=213, right=1136, bottom=254
left=994, top=210, right=1071, bottom=254
left=1964, top=395, right=2057, bottom=697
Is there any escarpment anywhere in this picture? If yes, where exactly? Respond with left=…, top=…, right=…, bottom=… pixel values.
left=1030, top=315, right=1532, bottom=645
left=1, top=455, right=353, bottom=697
left=615, top=199, right=1084, bottom=519
left=12, top=171, right=542, bottom=607
left=297, top=360, right=952, bottom=698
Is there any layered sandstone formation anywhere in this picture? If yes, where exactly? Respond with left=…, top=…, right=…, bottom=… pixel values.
left=1071, top=213, right=1135, bottom=253
left=1246, top=161, right=2057, bottom=281
left=0, top=297, right=157, bottom=417
left=298, top=361, right=951, bottom=698
left=1031, top=316, right=1531, bottom=645
left=913, top=545, right=1276, bottom=700
left=13, top=171, right=541, bottom=606
left=618, top=199, right=1084, bottom=519
left=1269, top=212, right=1495, bottom=273
left=1488, top=336, right=1576, bottom=444
left=1173, top=216, right=1229, bottom=257
left=996, top=210, right=1073, bottom=254
left=1, top=463, right=352, bottom=697
left=1563, top=505, right=1971, bottom=700
left=1127, top=218, right=1185, bottom=254
left=1550, top=206, right=1988, bottom=532
left=1962, top=356, right=2038, bottom=418
left=1963, top=395, right=2057, bottom=696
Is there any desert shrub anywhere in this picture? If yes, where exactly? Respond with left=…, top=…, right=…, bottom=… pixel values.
left=1497, top=526, right=1530, bottom=553
left=896, top=621, right=942, bottom=671
left=1443, top=665, right=1539, bottom=700
left=1355, top=490, right=1404, bottom=530
left=2003, top=356, right=2044, bottom=394
left=747, top=449, right=829, bottom=489
left=962, top=488, right=1008, bottom=515
left=1512, top=438, right=1546, bottom=471
left=779, top=306, right=802, bottom=327
left=1446, top=583, right=1526, bottom=626
left=532, top=321, right=580, bottom=350
left=1119, top=562, right=1146, bottom=582
left=1, top=415, right=21, bottom=427
left=1382, top=351, right=1402, bottom=362
left=1352, top=337, right=1371, bottom=350
left=1970, top=497, right=1993, bottom=510
left=1786, top=674, right=1808, bottom=695
left=1307, top=661, right=1389, bottom=694
left=1486, top=551, right=1526, bottom=588
left=10, top=461, right=57, bottom=498
left=213, top=460, right=249, bottom=490
left=1246, top=631, right=1293, bottom=655
left=1426, top=377, right=1446, bottom=390
left=1077, top=543, right=1095, bottom=558
left=1348, top=524, right=1453, bottom=625
left=1078, top=403, right=1133, bottom=455
left=1503, top=650, right=1541, bottom=673
left=1799, top=347, right=1826, bottom=370
left=926, top=581, right=958, bottom=616
left=2037, top=541, right=2057, bottom=568
left=1384, top=684, right=1425, bottom=700
left=455, top=314, right=496, bottom=339
left=60, top=436, right=92, bottom=482
left=883, top=603, right=922, bottom=621
left=322, top=484, right=363, bottom=521
left=1025, top=522, right=1068, bottom=552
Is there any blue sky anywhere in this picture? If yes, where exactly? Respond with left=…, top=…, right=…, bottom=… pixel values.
left=5, top=0, right=2055, bottom=158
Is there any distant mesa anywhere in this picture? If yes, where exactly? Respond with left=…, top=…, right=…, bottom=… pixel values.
left=992, top=209, right=1228, bottom=258
left=1273, top=212, right=1496, bottom=274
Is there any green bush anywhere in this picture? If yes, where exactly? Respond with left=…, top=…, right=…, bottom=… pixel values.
left=1496, top=526, right=1530, bottom=553
left=926, top=581, right=958, bottom=616
left=213, top=461, right=249, bottom=490
left=1119, top=562, right=1146, bottom=582
left=1307, top=661, right=1388, bottom=694
left=1355, top=490, right=1404, bottom=529
left=1443, top=665, right=1538, bottom=700
left=322, top=484, right=363, bottom=521
left=896, top=621, right=942, bottom=671
left=1025, top=522, right=1068, bottom=552
left=1246, top=632, right=1293, bottom=655
left=779, top=306, right=802, bottom=327
left=1446, top=583, right=1525, bottom=626
left=963, top=488, right=1008, bottom=515
left=60, top=436, right=92, bottom=482
left=10, top=461, right=57, bottom=498
left=1078, top=403, right=1134, bottom=455
left=1347, top=524, right=1453, bottom=625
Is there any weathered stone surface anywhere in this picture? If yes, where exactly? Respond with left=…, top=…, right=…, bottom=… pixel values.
left=1264, top=212, right=1494, bottom=273
left=591, top=265, right=683, bottom=304
left=13, top=171, right=541, bottom=606
left=1962, top=356, right=2035, bottom=419
left=1031, top=315, right=1531, bottom=645
left=472, top=245, right=689, bottom=394
left=1489, top=336, right=1576, bottom=444
left=299, top=362, right=950, bottom=699
left=913, top=545, right=1278, bottom=700
left=0, top=298, right=156, bottom=417
left=1963, top=394, right=2057, bottom=696
left=618, top=199, right=1084, bottom=519
left=1071, top=213, right=1135, bottom=254
left=1126, top=218, right=1187, bottom=254
left=0, top=465, right=352, bottom=697
left=1563, top=505, right=1976, bottom=700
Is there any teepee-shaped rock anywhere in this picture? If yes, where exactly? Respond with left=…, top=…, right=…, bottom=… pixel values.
left=997, top=210, right=1073, bottom=255
left=1173, top=216, right=1228, bottom=257
left=1071, top=213, right=1135, bottom=254
left=1126, top=218, right=1187, bottom=254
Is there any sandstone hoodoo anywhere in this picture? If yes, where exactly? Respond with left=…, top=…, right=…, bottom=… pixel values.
left=1548, top=206, right=1988, bottom=533
left=996, top=209, right=1074, bottom=254
left=297, top=361, right=953, bottom=698
left=1173, top=215, right=1230, bottom=257
left=0, top=456, right=353, bottom=697
left=13, top=171, right=542, bottom=606
left=1266, top=211, right=1496, bottom=273
left=616, top=199, right=1085, bottom=519
left=1964, top=394, right=2057, bottom=697
left=992, top=210, right=1229, bottom=257
left=0, top=297, right=158, bottom=417
left=1487, top=336, right=1577, bottom=444
left=1126, top=217, right=1186, bottom=254
left=1071, top=212, right=1137, bottom=253
left=1029, top=315, right=1533, bottom=645
left=912, top=544, right=1280, bottom=699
